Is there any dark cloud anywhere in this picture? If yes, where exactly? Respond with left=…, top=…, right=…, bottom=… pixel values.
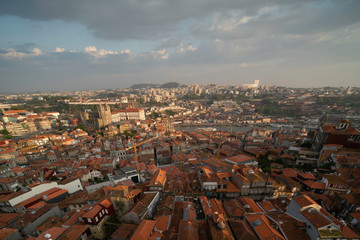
left=1, top=0, right=360, bottom=91
left=0, top=0, right=334, bottom=41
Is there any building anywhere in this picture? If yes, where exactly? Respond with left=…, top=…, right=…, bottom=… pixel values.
left=231, top=167, right=274, bottom=201
left=123, top=192, right=160, bottom=224
left=80, top=197, right=114, bottom=239
left=225, top=154, right=257, bottom=166
left=313, top=120, right=360, bottom=151
left=147, top=169, right=166, bottom=192
left=162, top=117, right=174, bottom=133
left=286, top=195, right=358, bottom=240
left=111, top=108, right=146, bottom=122
left=80, top=104, right=112, bottom=129
left=242, top=80, right=260, bottom=89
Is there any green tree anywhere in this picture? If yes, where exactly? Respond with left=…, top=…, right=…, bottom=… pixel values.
left=136, top=98, right=145, bottom=104
left=1, top=129, right=13, bottom=139
left=77, top=123, right=86, bottom=131
left=104, top=215, right=121, bottom=239
left=50, top=176, right=59, bottom=181
left=10, top=106, right=25, bottom=110
left=123, top=130, right=137, bottom=138
left=165, top=109, right=176, bottom=116
left=148, top=112, right=160, bottom=119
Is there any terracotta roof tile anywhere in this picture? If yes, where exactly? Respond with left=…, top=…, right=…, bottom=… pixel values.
left=246, top=214, right=285, bottom=240
left=130, top=219, right=156, bottom=240
left=293, top=195, right=319, bottom=208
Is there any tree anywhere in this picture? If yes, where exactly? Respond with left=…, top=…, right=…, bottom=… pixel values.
left=1, top=129, right=13, bottom=139
left=50, top=176, right=59, bottom=181
left=165, top=109, right=176, bottom=116
left=136, top=98, right=145, bottom=104
left=104, top=215, right=121, bottom=239
left=148, top=112, right=160, bottom=119
left=77, top=123, right=86, bottom=131
left=10, top=106, right=25, bottom=110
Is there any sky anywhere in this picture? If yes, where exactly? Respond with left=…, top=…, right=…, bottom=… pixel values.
left=0, top=0, right=360, bottom=92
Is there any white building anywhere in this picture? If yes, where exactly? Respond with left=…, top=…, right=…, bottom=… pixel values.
left=111, top=108, right=146, bottom=122
left=242, top=80, right=260, bottom=89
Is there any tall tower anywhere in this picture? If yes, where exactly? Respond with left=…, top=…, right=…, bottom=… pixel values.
left=96, top=104, right=111, bottom=129
left=163, top=117, right=174, bottom=133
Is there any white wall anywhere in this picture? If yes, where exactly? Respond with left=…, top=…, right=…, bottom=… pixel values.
left=9, top=182, right=58, bottom=206
left=59, top=179, right=83, bottom=194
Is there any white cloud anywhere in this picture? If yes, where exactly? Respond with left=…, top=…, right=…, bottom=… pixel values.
left=209, top=11, right=253, bottom=32
left=84, top=46, right=118, bottom=58
left=152, top=48, right=168, bottom=60
left=54, top=47, right=65, bottom=53
left=239, top=16, right=252, bottom=24
left=121, top=49, right=131, bottom=54
left=84, top=46, right=97, bottom=52
left=176, top=42, right=197, bottom=54
left=0, top=48, right=42, bottom=59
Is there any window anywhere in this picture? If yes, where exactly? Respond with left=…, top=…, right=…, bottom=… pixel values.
left=105, top=209, right=108, bottom=214
left=87, top=218, right=92, bottom=223
left=95, top=216, right=98, bottom=222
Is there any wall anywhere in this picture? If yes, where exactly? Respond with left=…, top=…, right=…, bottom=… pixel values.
left=59, top=179, right=83, bottom=194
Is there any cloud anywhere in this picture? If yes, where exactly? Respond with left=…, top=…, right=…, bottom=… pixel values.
left=5, top=0, right=357, bottom=41
left=156, top=38, right=182, bottom=50
left=84, top=46, right=118, bottom=58
left=0, top=47, right=42, bottom=59
left=151, top=48, right=168, bottom=60
left=120, top=49, right=131, bottom=54
left=1, top=1, right=360, bottom=91
left=54, top=47, right=65, bottom=53
left=176, top=42, right=197, bottom=54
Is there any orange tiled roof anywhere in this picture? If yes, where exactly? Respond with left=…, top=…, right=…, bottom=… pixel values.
left=130, top=219, right=156, bottom=240
left=246, top=214, right=285, bottom=240
left=293, top=195, right=319, bottom=208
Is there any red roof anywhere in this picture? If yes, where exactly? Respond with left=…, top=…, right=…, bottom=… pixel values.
left=283, top=168, right=298, bottom=178
left=4, top=110, right=28, bottom=115
left=294, top=195, right=319, bottom=208
left=130, top=219, right=156, bottom=240
left=322, top=124, right=360, bottom=135
left=28, top=201, right=46, bottom=209
left=226, top=154, right=254, bottom=163
left=298, top=172, right=316, bottom=180
left=112, top=108, right=143, bottom=114
left=44, top=189, right=68, bottom=201
left=82, top=205, right=102, bottom=219
left=303, top=180, right=326, bottom=190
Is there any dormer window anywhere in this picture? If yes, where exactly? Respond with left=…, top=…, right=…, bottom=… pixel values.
left=349, top=134, right=360, bottom=142
left=335, top=120, right=350, bottom=130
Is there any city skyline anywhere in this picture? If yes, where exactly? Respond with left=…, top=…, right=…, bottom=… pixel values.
left=1, top=0, right=360, bottom=92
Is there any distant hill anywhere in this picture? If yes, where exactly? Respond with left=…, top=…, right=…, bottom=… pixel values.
left=130, top=82, right=179, bottom=89
left=130, top=83, right=159, bottom=89
left=161, top=82, right=180, bottom=88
